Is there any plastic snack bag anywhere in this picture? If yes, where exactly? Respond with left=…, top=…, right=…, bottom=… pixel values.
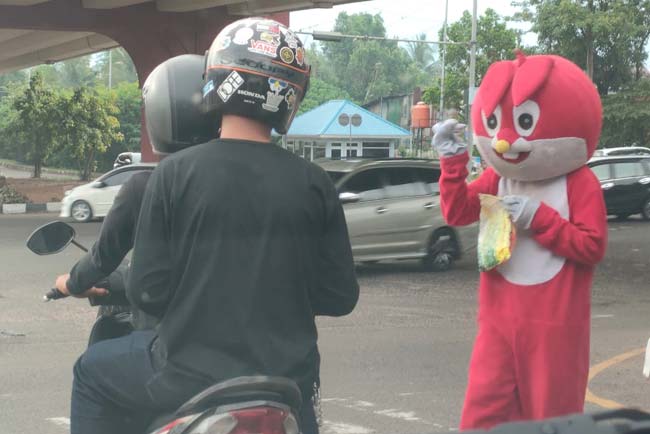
left=478, top=194, right=516, bottom=271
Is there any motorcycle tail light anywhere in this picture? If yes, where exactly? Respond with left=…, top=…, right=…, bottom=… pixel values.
left=187, top=412, right=238, bottom=434
left=153, top=414, right=199, bottom=434
left=229, top=407, right=294, bottom=434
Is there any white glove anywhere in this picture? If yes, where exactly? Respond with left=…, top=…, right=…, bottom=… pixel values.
left=432, top=119, right=468, bottom=158
left=501, top=195, right=541, bottom=230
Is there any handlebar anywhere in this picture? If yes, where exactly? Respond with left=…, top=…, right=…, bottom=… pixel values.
left=43, top=288, right=67, bottom=302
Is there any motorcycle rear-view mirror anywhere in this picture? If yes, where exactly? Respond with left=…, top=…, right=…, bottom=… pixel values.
left=26, top=221, right=77, bottom=255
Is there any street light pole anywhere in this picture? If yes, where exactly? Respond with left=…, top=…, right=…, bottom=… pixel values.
left=467, top=0, right=478, bottom=157
left=439, top=0, right=449, bottom=122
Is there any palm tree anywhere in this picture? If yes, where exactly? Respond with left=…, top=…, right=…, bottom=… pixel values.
left=406, top=33, right=437, bottom=73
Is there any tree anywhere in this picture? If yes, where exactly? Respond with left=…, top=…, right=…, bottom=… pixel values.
left=96, top=82, right=142, bottom=171
left=319, top=12, right=425, bottom=103
left=601, top=78, right=650, bottom=147
left=406, top=33, right=437, bottom=74
left=58, top=55, right=97, bottom=88
left=59, top=88, right=123, bottom=180
left=8, top=73, right=62, bottom=178
left=299, top=78, right=351, bottom=114
left=94, top=48, right=138, bottom=88
left=512, top=0, right=650, bottom=94
left=422, top=8, right=519, bottom=119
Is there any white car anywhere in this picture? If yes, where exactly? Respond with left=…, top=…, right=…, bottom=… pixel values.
left=593, top=146, right=650, bottom=157
left=60, top=164, right=156, bottom=222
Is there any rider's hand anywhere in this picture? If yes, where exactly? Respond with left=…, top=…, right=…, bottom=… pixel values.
left=432, top=119, right=468, bottom=158
left=55, top=273, right=109, bottom=299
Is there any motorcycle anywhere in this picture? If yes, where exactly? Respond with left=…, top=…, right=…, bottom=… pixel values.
left=26, top=220, right=305, bottom=434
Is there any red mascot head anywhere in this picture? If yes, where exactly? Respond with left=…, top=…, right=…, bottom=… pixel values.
left=471, top=52, right=602, bottom=181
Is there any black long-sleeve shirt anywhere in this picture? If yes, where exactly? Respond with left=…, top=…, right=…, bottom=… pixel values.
left=67, top=171, right=151, bottom=295
left=127, top=139, right=359, bottom=407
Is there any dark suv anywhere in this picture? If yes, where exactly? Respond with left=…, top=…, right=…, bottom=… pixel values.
left=588, top=156, right=650, bottom=220
left=315, top=158, right=477, bottom=271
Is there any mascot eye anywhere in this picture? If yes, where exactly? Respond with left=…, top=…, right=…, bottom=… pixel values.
left=481, top=105, right=501, bottom=137
left=513, top=100, right=540, bottom=137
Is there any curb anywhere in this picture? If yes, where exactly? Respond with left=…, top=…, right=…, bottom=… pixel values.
left=1, top=202, right=61, bottom=215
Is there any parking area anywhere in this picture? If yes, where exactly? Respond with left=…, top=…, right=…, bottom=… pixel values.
left=0, top=214, right=648, bottom=434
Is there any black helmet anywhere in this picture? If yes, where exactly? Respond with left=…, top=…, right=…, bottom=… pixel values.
left=204, top=18, right=310, bottom=134
left=143, top=54, right=216, bottom=155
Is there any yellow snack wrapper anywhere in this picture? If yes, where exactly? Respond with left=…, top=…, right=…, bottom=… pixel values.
left=478, top=194, right=516, bottom=272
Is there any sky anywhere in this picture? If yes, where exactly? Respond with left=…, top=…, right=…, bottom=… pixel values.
left=290, top=0, right=534, bottom=47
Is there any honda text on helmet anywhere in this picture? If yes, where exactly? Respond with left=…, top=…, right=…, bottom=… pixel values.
left=143, top=54, right=216, bottom=155
left=203, top=18, right=310, bottom=134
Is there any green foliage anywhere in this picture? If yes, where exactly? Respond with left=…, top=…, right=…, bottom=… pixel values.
left=300, top=78, right=351, bottom=114
left=0, top=185, right=30, bottom=204
left=318, top=12, right=427, bottom=104
left=7, top=73, right=63, bottom=178
left=422, top=8, right=519, bottom=119
left=58, top=88, right=123, bottom=180
left=94, top=48, right=139, bottom=87
left=512, top=0, right=650, bottom=94
left=601, top=78, right=650, bottom=147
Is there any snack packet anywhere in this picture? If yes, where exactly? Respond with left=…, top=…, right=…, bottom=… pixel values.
left=477, top=194, right=516, bottom=271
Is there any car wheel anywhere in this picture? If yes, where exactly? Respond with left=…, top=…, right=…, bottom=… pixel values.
left=422, top=229, right=456, bottom=272
left=642, top=197, right=650, bottom=221
left=615, top=214, right=630, bottom=221
left=71, top=200, right=92, bottom=223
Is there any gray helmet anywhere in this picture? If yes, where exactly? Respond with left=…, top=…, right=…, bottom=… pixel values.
left=204, top=18, right=310, bottom=134
left=143, top=54, right=216, bottom=155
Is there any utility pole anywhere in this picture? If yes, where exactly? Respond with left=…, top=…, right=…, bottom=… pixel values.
left=467, top=0, right=478, bottom=157
left=439, top=0, right=449, bottom=122
left=108, top=49, right=113, bottom=89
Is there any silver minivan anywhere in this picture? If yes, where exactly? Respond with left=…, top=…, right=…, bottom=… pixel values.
left=316, top=158, right=476, bottom=271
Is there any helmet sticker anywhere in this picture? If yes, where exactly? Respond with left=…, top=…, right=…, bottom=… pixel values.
left=280, top=47, right=295, bottom=64
left=203, top=80, right=215, bottom=98
left=260, top=32, right=281, bottom=46
left=284, top=32, right=299, bottom=49
left=295, top=47, right=305, bottom=66
left=217, top=71, right=244, bottom=102
left=257, top=22, right=281, bottom=34
left=285, top=88, right=297, bottom=111
left=249, top=40, right=279, bottom=58
left=233, top=27, right=254, bottom=45
left=214, top=35, right=231, bottom=51
left=263, top=78, right=289, bottom=112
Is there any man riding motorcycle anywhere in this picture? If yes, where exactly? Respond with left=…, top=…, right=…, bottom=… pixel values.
left=69, top=18, right=359, bottom=434
left=53, top=55, right=215, bottom=334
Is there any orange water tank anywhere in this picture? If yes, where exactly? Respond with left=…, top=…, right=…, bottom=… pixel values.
left=411, top=102, right=431, bottom=129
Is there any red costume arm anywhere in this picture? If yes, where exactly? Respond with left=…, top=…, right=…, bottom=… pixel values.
left=439, top=153, right=500, bottom=226
left=529, top=167, right=607, bottom=266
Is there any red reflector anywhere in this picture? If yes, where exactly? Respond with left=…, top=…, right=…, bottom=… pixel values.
left=230, top=407, right=288, bottom=434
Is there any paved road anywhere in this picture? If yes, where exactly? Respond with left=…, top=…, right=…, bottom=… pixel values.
left=0, top=214, right=648, bottom=434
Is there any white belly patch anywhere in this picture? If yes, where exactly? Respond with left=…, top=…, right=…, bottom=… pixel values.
left=497, top=176, right=569, bottom=285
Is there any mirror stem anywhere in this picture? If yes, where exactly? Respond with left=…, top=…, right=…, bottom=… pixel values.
left=71, top=239, right=89, bottom=252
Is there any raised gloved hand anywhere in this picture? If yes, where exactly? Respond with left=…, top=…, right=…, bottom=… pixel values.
left=501, top=195, right=541, bottom=230
left=432, top=119, right=468, bottom=158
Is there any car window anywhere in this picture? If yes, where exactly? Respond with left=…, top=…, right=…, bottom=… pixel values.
left=612, top=161, right=645, bottom=178
left=103, top=169, right=141, bottom=187
left=384, top=168, right=427, bottom=198
left=340, top=169, right=385, bottom=202
left=590, top=164, right=612, bottom=181
left=413, top=167, right=441, bottom=195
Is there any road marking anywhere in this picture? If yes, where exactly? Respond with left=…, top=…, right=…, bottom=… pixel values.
left=47, top=417, right=70, bottom=428
left=592, top=314, right=615, bottom=319
left=322, top=397, right=441, bottom=427
left=322, top=420, right=374, bottom=434
left=585, top=347, right=645, bottom=409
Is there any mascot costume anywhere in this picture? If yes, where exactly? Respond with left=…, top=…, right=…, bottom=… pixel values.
left=432, top=52, right=608, bottom=429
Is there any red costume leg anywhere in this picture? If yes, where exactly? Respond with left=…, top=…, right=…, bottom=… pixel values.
left=515, top=322, right=590, bottom=420
left=460, top=318, right=522, bottom=430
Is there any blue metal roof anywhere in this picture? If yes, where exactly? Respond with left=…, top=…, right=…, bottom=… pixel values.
left=282, top=99, right=411, bottom=139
